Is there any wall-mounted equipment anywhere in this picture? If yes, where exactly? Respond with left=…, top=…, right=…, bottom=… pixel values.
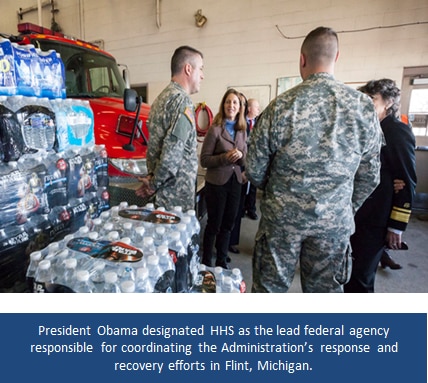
left=195, top=9, right=207, bottom=28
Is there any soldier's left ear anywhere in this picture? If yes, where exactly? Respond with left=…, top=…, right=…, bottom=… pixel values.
left=334, top=50, right=340, bottom=63
left=184, top=63, right=193, bottom=76
left=299, top=53, right=306, bottom=68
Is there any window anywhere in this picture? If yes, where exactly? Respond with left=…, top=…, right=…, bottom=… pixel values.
left=409, top=89, right=428, bottom=136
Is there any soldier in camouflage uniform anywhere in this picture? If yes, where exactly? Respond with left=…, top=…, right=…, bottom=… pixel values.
left=136, top=46, right=204, bottom=211
left=246, top=27, right=383, bottom=293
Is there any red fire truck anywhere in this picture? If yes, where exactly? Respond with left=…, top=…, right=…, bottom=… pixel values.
left=12, top=23, right=150, bottom=197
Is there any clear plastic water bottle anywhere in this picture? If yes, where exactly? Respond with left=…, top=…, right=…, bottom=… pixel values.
left=77, top=225, right=90, bottom=237
left=26, top=250, right=42, bottom=291
left=146, top=255, right=162, bottom=287
left=135, top=267, right=153, bottom=293
left=144, top=202, right=155, bottom=211
left=92, top=217, right=103, bottom=233
left=90, top=260, right=106, bottom=292
left=185, top=209, right=201, bottom=235
left=120, top=280, right=136, bottom=293
left=119, top=201, right=129, bottom=210
left=118, top=264, right=135, bottom=283
left=110, top=205, right=120, bottom=221
left=141, top=221, right=153, bottom=238
left=153, top=225, right=167, bottom=247
left=88, top=231, right=99, bottom=241
left=102, top=271, right=121, bottom=293
left=99, top=211, right=110, bottom=223
left=73, top=270, right=95, bottom=293
left=63, top=258, right=77, bottom=287
left=121, top=221, right=133, bottom=238
left=221, top=276, right=239, bottom=293
left=132, top=226, right=145, bottom=247
left=51, top=98, right=71, bottom=152
left=107, top=230, right=120, bottom=242
left=177, top=221, right=191, bottom=249
left=46, top=241, right=60, bottom=257
left=214, top=266, right=224, bottom=293
left=100, top=222, right=114, bottom=238
left=142, top=236, right=156, bottom=258
left=158, top=245, right=174, bottom=272
left=119, top=237, right=132, bottom=245
left=231, top=268, right=245, bottom=293
left=51, top=249, right=69, bottom=278
left=34, top=259, right=55, bottom=293
left=172, top=205, right=183, bottom=218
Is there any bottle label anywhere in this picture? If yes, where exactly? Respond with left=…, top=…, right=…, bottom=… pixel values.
left=67, top=237, right=143, bottom=262
left=44, top=157, right=69, bottom=208
left=146, top=211, right=181, bottom=224
left=118, top=207, right=152, bottom=221
left=119, top=208, right=181, bottom=225
left=189, top=271, right=216, bottom=293
left=33, top=281, right=74, bottom=293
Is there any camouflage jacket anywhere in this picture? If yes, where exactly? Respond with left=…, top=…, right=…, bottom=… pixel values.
left=246, top=73, right=383, bottom=236
left=147, top=81, right=197, bottom=211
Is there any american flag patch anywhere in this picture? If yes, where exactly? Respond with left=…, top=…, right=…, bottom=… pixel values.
left=184, top=106, right=195, bottom=125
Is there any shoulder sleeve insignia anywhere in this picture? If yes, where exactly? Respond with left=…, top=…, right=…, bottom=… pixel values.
left=183, top=106, right=195, bottom=126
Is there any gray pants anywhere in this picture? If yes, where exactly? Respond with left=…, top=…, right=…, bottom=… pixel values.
left=252, top=231, right=352, bottom=293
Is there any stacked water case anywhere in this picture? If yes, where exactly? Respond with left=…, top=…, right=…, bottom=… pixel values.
left=0, top=38, right=102, bottom=290
left=1, top=36, right=245, bottom=293
left=27, top=203, right=246, bottom=293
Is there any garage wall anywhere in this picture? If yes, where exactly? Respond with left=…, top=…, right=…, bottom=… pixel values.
left=2, top=0, right=428, bottom=109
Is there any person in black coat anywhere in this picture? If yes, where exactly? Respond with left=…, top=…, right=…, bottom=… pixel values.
left=345, top=79, right=417, bottom=293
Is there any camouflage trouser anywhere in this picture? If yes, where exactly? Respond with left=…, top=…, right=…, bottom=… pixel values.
left=251, top=231, right=352, bottom=293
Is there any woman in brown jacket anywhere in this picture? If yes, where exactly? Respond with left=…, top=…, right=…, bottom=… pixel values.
left=200, top=89, right=247, bottom=268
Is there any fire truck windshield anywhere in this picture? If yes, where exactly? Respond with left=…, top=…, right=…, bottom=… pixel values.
left=34, top=39, right=126, bottom=98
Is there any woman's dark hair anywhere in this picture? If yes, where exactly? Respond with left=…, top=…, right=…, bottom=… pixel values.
left=239, top=92, right=248, bottom=116
left=358, top=78, right=401, bottom=117
left=212, top=88, right=247, bottom=131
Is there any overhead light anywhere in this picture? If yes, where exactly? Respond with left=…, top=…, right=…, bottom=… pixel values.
left=195, top=9, right=207, bottom=28
left=412, top=78, right=428, bottom=85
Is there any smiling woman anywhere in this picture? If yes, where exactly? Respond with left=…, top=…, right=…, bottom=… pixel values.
left=200, top=88, right=247, bottom=269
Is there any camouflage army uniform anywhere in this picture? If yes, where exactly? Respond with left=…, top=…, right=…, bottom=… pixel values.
left=147, top=81, right=197, bottom=211
left=246, top=73, right=383, bottom=293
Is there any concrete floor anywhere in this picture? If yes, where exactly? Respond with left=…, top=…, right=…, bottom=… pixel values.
left=201, top=203, right=428, bottom=293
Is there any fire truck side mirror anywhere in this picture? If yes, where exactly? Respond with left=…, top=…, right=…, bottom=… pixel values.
left=124, top=88, right=140, bottom=112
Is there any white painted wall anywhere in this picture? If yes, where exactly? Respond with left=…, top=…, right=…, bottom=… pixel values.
left=2, top=0, right=428, bottom=110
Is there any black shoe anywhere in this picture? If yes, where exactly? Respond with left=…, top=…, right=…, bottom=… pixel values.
left=380, top=251, right=402, bottom=270
left=226, top=256, right=231, bottom=263
left=228, top=246, right=240, bottom=254
left=246, top=211, right=258, bottom=220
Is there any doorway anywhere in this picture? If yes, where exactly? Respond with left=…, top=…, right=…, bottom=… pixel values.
left=401, top=66, right=428, bottom=210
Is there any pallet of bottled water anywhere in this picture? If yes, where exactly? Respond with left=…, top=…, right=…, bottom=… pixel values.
left=26, top=202, right=207, bottom=293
